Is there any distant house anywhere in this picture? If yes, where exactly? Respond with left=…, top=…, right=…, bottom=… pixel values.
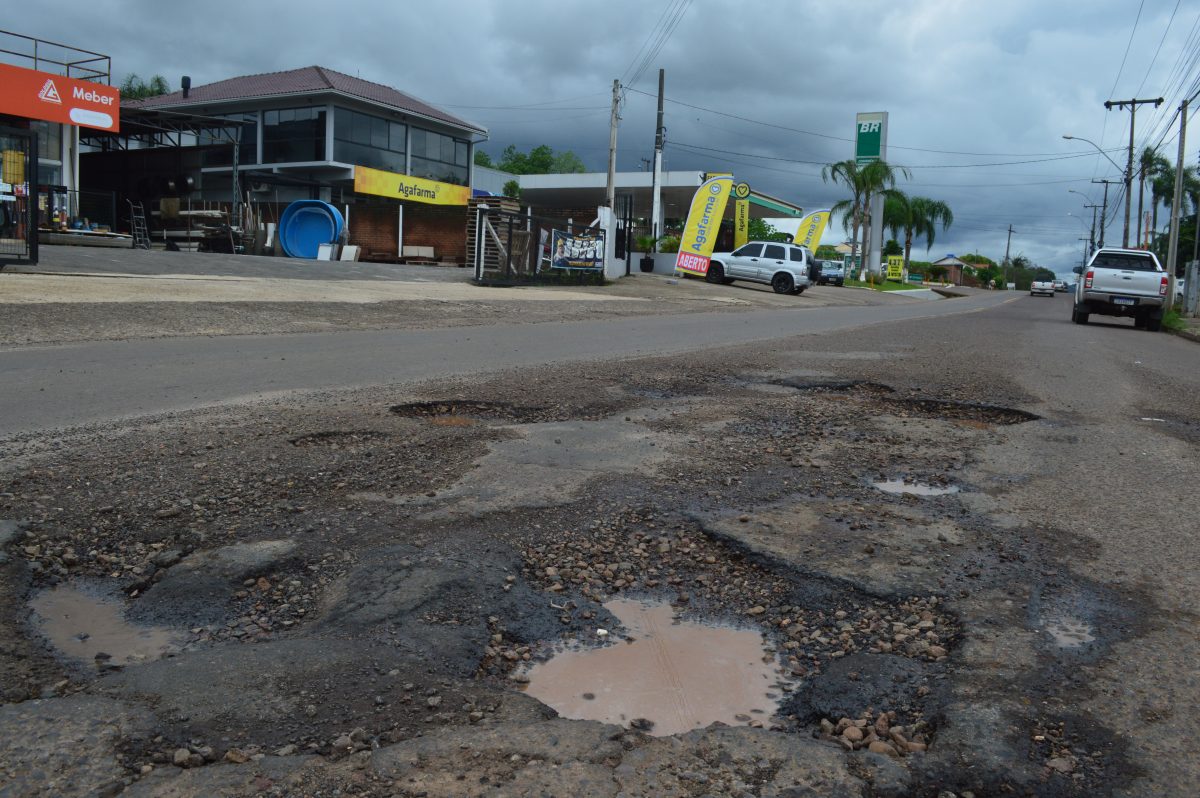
left=929, top=255, right=970, bottom=285
left=834, top=241, right=855, bottom=255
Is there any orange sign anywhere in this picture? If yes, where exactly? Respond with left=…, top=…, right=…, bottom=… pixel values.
left=0, top=62, right=120, bottom=132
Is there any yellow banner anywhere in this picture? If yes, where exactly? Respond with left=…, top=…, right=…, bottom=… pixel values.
left=353, top=165, right=471, bottom=206
left=887, top=255, right=904, bottom=280
left=793, top=209, right=829, bottom=252
left=734, top=199, right=749, bottom=249
left=675, top=175, right=733, bottom=276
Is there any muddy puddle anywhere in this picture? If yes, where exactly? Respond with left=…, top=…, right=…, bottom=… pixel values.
left=873, top=478, right=960, bottom=497
left=29, top=584, right=183, bottom=666
left=521, top=599, right=786, bottom=736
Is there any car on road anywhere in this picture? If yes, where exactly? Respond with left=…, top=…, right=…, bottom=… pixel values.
left=1071, top=247, right=1168, bottom=331
left=705, top=241, right=815, bottom=294
left=1053, top=279, right=1068, bottom=292
left=1030, top=279, right=1056, bottom=297
left=818, top=260, right=845, bottom=286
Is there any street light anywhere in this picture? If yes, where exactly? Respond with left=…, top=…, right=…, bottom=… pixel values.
left=1064, top=134, right=1131, bottom=246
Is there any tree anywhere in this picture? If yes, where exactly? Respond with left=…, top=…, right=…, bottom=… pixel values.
left=1137, top=148, right=1171, bottom=247
left=747, top=218, right=790, bottom=243
left=815, top=245, right=840, bottom=260
left=822, top=159, right=910, bottom=276
left=884, top=192, right=954, bottom=272
left=119, top=73, right=171, bottom=100
left=474, top=150, right=494, bottom=168
left=497, top=144, right=586, bottom=175
left=960, top=252, right=997, bottom=267
left=883, top=239, right=903, bottom=256
left=502, top=179, right=521, bottom=199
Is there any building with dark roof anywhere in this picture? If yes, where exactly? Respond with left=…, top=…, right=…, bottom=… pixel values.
left=81, top=65, right=489, bottom=262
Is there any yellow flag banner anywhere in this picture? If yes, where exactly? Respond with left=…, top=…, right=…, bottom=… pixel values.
left=793, top=209, right=830, bottom=252
left=675, top=175, right=734, bottom=276
left=733, top=199, right=749, bottom=249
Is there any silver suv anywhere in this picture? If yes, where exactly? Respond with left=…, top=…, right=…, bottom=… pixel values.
left=1071, top=247, right=1167, bottom=330
left=705, top=241, right=814, bottom=294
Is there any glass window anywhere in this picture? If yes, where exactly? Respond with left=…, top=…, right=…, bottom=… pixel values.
left=788, top=247, right=805, bottom=263
left=200, top=112, right=258, bottom=166
left=1090, top=252, right=1158, bottom=271
left=262, top=106, right=326, bottom=163
left=333, top=107, right=407, bottom=172
left=732, top=243, right=762, bottom=257
left=406, top=127, right=470, bottom=185
left=32, top=121, right=63, bottom=161
left=763, top=244, right=786, bottom=260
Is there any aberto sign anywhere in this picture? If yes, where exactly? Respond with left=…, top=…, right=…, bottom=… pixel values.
left=0, top=62, right=120, bottom=132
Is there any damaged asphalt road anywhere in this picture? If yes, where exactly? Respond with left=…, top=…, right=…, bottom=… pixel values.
left=0, top=294, right=1198, bottom=797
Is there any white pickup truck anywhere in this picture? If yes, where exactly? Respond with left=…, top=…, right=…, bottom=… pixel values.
left=1071, top=248, right=1168, bottom=331
left=1030, top=279, right=1055, bottom=297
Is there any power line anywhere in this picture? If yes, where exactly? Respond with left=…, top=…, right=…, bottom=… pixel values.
left=626, top=0, right=692, bottom=90
left=1108, top=0, right=1146, bottom=97
left=627, top=87, right=1129, bottom=159
left=670, top=140, right=1125, bottom=170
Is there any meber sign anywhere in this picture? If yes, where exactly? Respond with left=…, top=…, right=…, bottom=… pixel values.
left=675, top=174, right=733, bottom=277
left=353, top=165, right=471, bottom=206
left=0, top=62, right=120, bottom=132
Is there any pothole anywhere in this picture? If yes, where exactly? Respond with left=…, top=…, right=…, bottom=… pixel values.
left=873, top=479, right=960, bottom=497
left=883, top=397, right=1041, bottom=426
left=29, top=583, right=184, bottom=667
left=388, top=400, right=544, bottom=423
left=289, top=430, right=388, bottom=447
left=774, top=378, right=895, bottom=395
left=520, top=599, right=788, bottom=736
left=1044, top=616, right=1096, bottom=648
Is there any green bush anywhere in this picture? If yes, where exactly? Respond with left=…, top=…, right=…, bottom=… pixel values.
left=658, top=236, right=681, bottom=253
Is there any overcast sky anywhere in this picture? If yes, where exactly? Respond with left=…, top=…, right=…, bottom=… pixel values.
left=15, top=0, right=1200, bottom=272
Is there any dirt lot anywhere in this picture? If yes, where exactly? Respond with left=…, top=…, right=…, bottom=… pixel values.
left=3, top=288, right=1194, bottom=797
left=0, top=247, right=913, bottom=346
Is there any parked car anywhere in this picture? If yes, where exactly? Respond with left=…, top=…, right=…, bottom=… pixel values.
left=1071, top=247, right=1168, bottom=330
left=1030, top=279, right=1056, bottom=297
left=705, top=241, right=815, bottom=294
left=818, top=260, right=845, bottom=286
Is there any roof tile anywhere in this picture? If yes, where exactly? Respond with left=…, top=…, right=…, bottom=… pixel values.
left=125, top=65, right=484, bottom=134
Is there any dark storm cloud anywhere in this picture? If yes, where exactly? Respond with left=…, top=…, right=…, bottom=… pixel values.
left=16, top=0, right=1196, bottom=269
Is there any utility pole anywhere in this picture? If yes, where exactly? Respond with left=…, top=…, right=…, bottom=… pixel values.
left=1104, top=96, right=1164, bottom=247
left=605, top=78, right=620, bottom=209
left=1165, top=98, right=1188, bottom=311
left=1078, top=237, right=1090, bottom=270
left=1084, top=203, right=1101, bottom=254
left=1003, top=224, right=1015, bottom=287
left=1091, top=179, right=1118, bottom=248
left=650, top=68, right=665, bottom=241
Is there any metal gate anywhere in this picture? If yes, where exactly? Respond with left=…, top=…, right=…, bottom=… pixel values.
left=472, top=205, right=606, bottom=286
left=0, top=126, right=38, bottom=270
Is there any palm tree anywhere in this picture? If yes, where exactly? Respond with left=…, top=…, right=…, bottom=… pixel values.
left=1137, top=148, right=1170, bottom=247
left=884, top=193, right=954, bottom=271
left=822, top=159, right=911, bottom=277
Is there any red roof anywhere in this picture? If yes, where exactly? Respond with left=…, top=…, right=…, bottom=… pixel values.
left=125, top=65, right=484, bottom=134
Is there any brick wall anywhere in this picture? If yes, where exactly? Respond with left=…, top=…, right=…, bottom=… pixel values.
left=347, top=202, right=468, bottom=263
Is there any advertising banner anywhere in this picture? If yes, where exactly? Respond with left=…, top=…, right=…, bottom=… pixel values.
left=353, top=165, right=471, bottom=206
left=0, top=63, right=121, bottom=132
left=734, top=199, right=749, bottom=249
left=550, top=229, right=605, bottom=271
left=675, top=174, right=734, bottom=277
left=887, top=255, right=904, bottom=281
left=793, top=209, right=830, bottom=252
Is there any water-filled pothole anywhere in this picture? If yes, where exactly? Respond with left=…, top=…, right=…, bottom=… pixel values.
left=30, top=584, right=183, bottom=666
left=873, top=479, right=960, bottom=497
left=1044, top=616, right=1097, bottom=648
left=521, top=599, right=788, bottom=736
